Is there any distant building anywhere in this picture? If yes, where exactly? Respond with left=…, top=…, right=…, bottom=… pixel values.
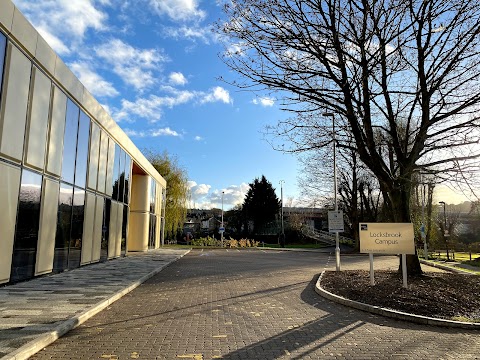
left=0, top=1, right=166, bottom=284
left=184, top=209, right=223, bottom=237
left=283, top=207, right=327, bottom=230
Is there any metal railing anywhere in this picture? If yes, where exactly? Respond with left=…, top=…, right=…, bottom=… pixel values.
left=301, top=226, right=354, bottom=246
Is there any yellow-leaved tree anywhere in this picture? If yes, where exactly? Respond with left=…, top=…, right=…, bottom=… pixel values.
left=146, top=150, right=190, bottom=241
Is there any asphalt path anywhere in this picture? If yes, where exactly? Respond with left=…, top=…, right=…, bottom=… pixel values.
left=29, top=249, right=480, bottom=359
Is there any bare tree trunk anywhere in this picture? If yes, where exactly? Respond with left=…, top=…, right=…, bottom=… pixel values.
left=388, top=180, right=423, bottom=275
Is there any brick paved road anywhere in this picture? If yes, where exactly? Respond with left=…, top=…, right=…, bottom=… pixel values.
left=30, top=249, right=480, bottom=360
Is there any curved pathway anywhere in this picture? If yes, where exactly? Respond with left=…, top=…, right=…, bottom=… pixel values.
left=30, top=249, right=479, bottom=359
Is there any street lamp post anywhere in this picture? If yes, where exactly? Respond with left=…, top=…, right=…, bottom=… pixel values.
left=439, top=201, right=449, bottom=260
left=221, top=191, right=224, bottom=247
left=421, top=174, right=427, bottom=259
left=279, top=180, right=285, bottom=247
left=323, top=112, right=341, bottom=272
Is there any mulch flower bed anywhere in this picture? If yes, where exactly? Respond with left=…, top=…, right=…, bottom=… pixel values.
left=320, top=270, right=480, bottom=322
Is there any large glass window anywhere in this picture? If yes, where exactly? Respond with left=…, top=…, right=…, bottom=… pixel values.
left=53, top=184, right=73, bottom=272
left=121, top=205, right=128, bottom=254
left=150, top=178, right=156, bottom=214
left=74, top=112, right=90, bottom=188
left=10, top=170, right=42, bottom=283
left=100, top=198, right=111, bottom=262
left=61, top=100, right=79, bottom=184
left=112, top=144, right=121, bottom=200
left=69, top=188, right=85, bottom=269
left=124, top=155, right=131, bottom=204
left=148, top=214, right=157, bottom=249
left=118, top=149, right=125, bottom=203
left=0, top=32, right=6, bottom=95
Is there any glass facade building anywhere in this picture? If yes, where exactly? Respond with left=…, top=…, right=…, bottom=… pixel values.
left=0, top=2, right=166, bottom=284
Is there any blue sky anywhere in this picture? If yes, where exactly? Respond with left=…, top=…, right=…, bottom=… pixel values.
left=13, top=0, right=301, bottom=210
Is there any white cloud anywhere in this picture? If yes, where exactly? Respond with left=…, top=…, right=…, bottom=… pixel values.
left=169, top=72, right=188, bottom=86
left=225, top=43, right=246, bottom=57
left=95, top=39, right=168, bottom=91
left=113, top=86, right=232, bottom=123
left=194, top=136, right=203, bottom=141
left=188, top=181, right=212, bottom=208
left=253, top=97, right=275, bottom=107
left=149, top=0, right=206, bottom=21
left=114, top=90, right=196, bottom=122
left=212, top=183, right=249, bottom=206
left=152, top=127, right=180, bottom=137
left=123, top=127, right=180, bottom=138
left=163, top=25, right=212, bottom=43
left=69, top=61, right=119, bottom=98
left=201, top=86, right=232, bottom=104
left=189, top=182, right=249, bottom=209
left=188, top=181, right=211, bottom=196
left=15, top=0, right=108, bottom=49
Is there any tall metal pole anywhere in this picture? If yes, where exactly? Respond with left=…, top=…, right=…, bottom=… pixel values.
left=439, top=201, right=448, bottom=260
left=280, top=180, right=285, bottom=238
left=421, top=174, right=427, bottom=259
left=323, top=112, right=340, bottom=272
left=221, top=191, right=224, bottom=247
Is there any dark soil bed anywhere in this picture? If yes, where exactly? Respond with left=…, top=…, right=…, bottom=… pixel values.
left=321, top=270, right=480, bottom=322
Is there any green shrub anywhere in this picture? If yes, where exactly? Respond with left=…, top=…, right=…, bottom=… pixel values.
left=191, top=236, right=218, bottom=246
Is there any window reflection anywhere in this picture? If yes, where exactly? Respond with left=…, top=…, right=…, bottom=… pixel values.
left=118, top=149, right=125, bottom=203
left=150, top=178, right=156, bottom=214
left=124, top=155, right=131, bottom=204
left=112, top=144, right=120, bottom=200
left=53, top=183, right=73, bottom=273
left=68, top=188, right=84, bottom=269
left=148, top=214, right=156, bottom=249
left=100, top=198, right=111, bottom=262
left=74, top=112, right=90, bottom=188
left=10, top=170, right=42, bottom=283
left=61, top=100, right=79, bottom=184
left=121, top=205, right=128, bottom=255
left=113, top=149, right=127, bottom=203
left=0, top=32, right=6, bottom=95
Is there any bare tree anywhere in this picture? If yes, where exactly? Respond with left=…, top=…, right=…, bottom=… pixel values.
left=218, top=0, right=480, bottom=274
left=338, top=149, right=383, bottom=246
left=299, top=144, right=382, bottom=248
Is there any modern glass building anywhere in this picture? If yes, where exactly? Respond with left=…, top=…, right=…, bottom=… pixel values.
left=0, top=0, right=167, bottom=284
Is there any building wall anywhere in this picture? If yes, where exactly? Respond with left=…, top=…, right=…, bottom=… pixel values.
left=0, top=0, right=166, bottom=284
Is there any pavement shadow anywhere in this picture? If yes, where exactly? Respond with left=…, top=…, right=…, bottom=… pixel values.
left=219, top=274, right=478, bottom=360
left=219, top=276, right=364, bottom=360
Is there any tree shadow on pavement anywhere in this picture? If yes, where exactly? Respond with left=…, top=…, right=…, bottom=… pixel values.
left=219, top=275, right=478, bottom=360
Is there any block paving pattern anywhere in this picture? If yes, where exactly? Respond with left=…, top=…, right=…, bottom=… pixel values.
left=0, top=249, right=189, bottom=359
left=28, top=249, right=480, bottom=360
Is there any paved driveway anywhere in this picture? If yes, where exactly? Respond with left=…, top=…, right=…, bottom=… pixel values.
left=30, top=249, right=479, bottom=359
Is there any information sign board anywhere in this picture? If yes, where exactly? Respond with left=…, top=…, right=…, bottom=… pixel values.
left=328, top=210, right=344, bottom=233
left=359, top=223, right=415, bottom=255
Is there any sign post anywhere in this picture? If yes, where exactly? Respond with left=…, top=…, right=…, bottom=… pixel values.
left=359, top=223, right=415, bottom=289
left=328, top=210, right=344, bottom=272
left=402, top=254, right=408, bottom=288
left=369, top=253, right=374, bottom=285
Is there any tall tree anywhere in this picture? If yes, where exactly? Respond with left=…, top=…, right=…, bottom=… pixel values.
left=243, top=175, right=281, bottom=234
left=224, top=204, right=244, bottom=237
left=218, top=0, right=480, bottom=274
left=146, top=150, right=190, bottom=240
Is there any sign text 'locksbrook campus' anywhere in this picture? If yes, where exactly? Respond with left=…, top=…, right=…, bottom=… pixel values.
left=359, top=223, right=415, bottom=255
